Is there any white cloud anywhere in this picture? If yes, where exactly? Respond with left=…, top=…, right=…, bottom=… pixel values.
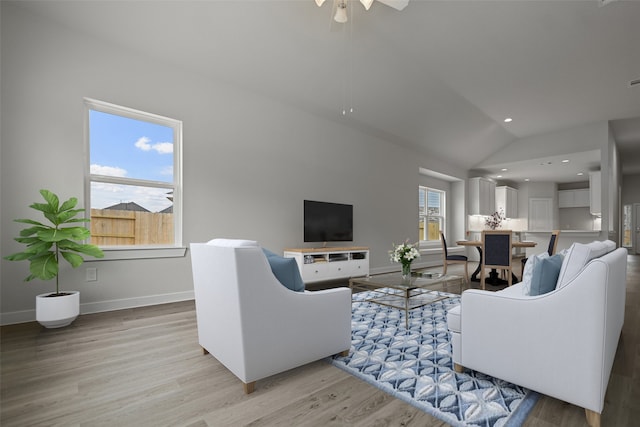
left=90, top=164, right=127, bottom=177
left=91, top=182, right=172, bottom=212
left=134, top=136, right=172, bottom=154
left=153, top=142, right=173, bottom=154
left=134, top=136, right=152, bottom=151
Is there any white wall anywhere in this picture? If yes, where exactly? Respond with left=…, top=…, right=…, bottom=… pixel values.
left=0, top=4, right=467, bottom=323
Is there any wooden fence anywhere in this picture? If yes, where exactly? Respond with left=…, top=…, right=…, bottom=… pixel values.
left=90, top=209, right=174, bottom=246
left=419, top=220, right=441, bottom=242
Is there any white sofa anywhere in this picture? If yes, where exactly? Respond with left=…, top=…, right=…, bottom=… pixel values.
left=447, top=241, right=627, bottom=427
left=190, top=239, right=352, bottom=393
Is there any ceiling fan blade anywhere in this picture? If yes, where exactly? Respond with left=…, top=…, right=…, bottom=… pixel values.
left=377, top=0, right=409, bottom=11
left=360, top=0, right=374, bottom=10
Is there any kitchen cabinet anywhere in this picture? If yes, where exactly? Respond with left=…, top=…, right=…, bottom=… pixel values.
left=469, top=177, right=496, bottom=216
left=496, top=186, right=518, bottom=218
left=558, top=189, right=590, bottom=208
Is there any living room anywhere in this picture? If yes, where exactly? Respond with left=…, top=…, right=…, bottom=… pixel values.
left=1, top=1, right=639, bottom=426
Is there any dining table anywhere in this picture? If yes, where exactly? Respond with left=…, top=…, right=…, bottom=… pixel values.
left=456, top=239, right=537, bottom=285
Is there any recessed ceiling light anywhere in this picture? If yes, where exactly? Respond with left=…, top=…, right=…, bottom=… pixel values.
left=562, top=159, right=570, bottom=163
left=577, top=172, right=584, bottom=176
left=524, top=178, right=530, bottom=182
left=501, top=168, right=508, bottom=172
left=504, top=118, right=513, bottom=123
left=497, top=175, right=503, bottom=178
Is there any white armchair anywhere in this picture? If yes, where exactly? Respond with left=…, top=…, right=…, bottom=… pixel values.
left=190, top=239, right=352, bottom=393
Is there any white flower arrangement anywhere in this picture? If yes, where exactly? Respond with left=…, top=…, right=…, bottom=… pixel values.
left=389, top=240, right=421, bottom=265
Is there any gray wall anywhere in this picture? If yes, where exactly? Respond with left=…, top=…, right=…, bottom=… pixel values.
left=0, top=4, right=468, bottom=323
left=622, top=174, right=640, bottom=205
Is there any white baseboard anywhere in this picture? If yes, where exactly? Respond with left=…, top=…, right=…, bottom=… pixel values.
left=0, top=291, right=195, bottom=326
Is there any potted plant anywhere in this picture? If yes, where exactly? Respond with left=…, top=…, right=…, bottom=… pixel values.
left=4, top=189, right=104, bottom=328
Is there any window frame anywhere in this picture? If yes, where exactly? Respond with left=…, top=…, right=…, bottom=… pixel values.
left=419, top=186, right=446, bottom=247
left=84, top=98, right=185, bottom=260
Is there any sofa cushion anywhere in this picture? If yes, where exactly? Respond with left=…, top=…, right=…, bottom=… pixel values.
left=207, top=238, right=259, bottom=247
left=262, top=249, right=305, bottom=292
left=556, top=241, right=611, bottom=289
left=529, top=253, right=564, bottom=296
left=447, top=304, right=461, bottom=333
left=521, top=252, right=549, bottom=295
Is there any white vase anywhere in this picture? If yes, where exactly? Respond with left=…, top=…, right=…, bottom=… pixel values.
left=36, top=291, right=80, bottom=328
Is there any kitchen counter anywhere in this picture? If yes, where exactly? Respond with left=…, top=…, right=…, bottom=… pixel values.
left=520, top=230, right=605, bottom=255
left=522, top=230, right=600, bottom=234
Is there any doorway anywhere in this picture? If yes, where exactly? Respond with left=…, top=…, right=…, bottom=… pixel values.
left=623, top=205, right=632, bottom=248
left=634, top=204, right=640, bottom=255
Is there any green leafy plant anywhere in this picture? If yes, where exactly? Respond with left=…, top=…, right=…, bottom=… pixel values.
left=4, top=189, right=104, bottom=295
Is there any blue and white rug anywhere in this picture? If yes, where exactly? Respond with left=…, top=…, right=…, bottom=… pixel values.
left=329, top=290, right=539, bottom=427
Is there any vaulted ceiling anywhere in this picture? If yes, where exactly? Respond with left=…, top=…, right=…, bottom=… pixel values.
left=13, top=0, right=640, bottom=180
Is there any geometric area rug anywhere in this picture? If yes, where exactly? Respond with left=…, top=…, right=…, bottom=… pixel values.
left=328, top=290, right=539, bottom=427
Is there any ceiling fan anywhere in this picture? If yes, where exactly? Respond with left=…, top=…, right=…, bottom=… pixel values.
left=315, top=0, right=409, bottom=24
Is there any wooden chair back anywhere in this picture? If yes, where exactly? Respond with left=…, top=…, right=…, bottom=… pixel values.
left=548, top=230, right=561, bottom=255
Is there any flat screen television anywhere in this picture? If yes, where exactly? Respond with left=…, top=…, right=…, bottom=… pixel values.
left=304, top=200, right=353, bottom=243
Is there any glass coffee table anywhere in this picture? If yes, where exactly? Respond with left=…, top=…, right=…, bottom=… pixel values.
left=349, top=272, right=463, bottom=328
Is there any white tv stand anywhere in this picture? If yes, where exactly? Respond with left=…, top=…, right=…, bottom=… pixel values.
left=283, top=247, right=369, bottom=284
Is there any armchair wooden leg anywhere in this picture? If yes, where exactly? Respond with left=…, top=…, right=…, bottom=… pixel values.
left=453, top=363, right=464, bottom=373
left=202, top=347, right=209, bottom=355
left=243, top=381, right=256, bottom=394
left=585, top=409, right=601, bottom=427
left=339, top=349, right=349, bottom=357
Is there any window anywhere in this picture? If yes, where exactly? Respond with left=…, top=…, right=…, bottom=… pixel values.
left=419, top=186, right=445, bottom=243
left=85, top=98, right=182, bottom=251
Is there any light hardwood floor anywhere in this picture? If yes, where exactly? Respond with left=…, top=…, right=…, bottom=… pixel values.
left=1, top=255, right=638, bottom=426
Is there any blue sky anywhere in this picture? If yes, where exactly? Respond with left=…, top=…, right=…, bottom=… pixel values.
left=90, top=110, right=174, bottom=212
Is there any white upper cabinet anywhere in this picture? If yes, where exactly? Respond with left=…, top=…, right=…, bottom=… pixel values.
left=589, top=171, right=601, bottom=215
left=469, top=177, right=496, bottom=216
left=558, top=189, right=590, bottom=208
left=495, top=186, right=518, bottom=218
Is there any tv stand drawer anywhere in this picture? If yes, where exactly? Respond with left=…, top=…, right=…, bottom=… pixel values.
left=284, top=248, right=369, bottom=284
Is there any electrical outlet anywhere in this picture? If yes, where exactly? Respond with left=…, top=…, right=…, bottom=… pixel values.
left=86, top=267, right=97, bottom=282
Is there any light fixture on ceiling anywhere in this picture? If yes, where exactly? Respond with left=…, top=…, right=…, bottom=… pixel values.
left=501, top=168, right=508, bottom=171
left=577, top=172, right=584, bottom=176
left=562, top=159, right=570, bottom=163
left=504, top=117, right=513, bottom=123
left=315, top=0, right=409, bottom=24
left=334, top=1, right=348, bottom=23
left=524, top=178, right=530, bottom=182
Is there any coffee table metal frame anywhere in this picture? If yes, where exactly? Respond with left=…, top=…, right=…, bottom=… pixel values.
left=348, top=272, right=462, bottom=328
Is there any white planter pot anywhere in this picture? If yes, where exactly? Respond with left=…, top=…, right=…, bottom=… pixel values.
left=36, top=291, right=80, bottom=328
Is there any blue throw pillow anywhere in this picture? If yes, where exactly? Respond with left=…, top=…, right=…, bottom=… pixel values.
left=529, top=254, right=564, bottom=296
left=262, top=249, right=305, bottom=292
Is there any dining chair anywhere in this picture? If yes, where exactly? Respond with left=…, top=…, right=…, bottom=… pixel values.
left=440, top=231, right=469, bottom=283
left=481, top=230, right=513, bottom=290
left=520, top=230, right=560, bottom=280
